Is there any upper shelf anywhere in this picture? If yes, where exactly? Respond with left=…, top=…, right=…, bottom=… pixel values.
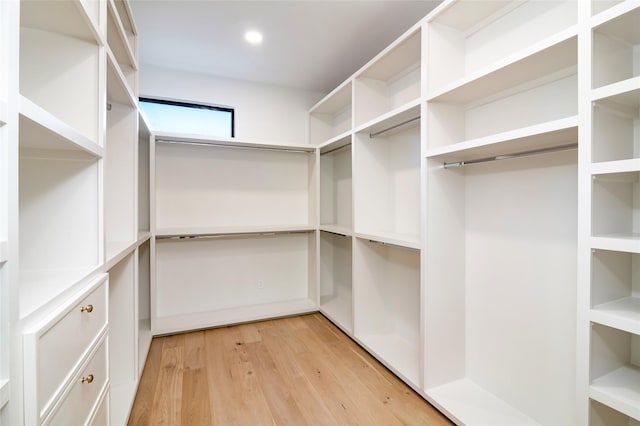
left=107, top=50, right=137, bottom=107
left=156, top=225, right=316, bottom=239
left=427, top=30, right=577, bottom=104
left=20, top=0, right=101, bottom=44
left=309, top=81, right=352, bottom=146
left=426, top=116, right=578, bottom=163
left=107, top=0, right=138, bottom=73
left=19, top=96, right=103, bottom=158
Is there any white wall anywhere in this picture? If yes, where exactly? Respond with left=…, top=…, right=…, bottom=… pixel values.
left=139, top=64, right=325, bottom=144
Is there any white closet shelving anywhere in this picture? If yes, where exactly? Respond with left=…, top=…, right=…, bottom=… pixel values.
left=320, top=136, right=352, bottom=234
left=309, top=81, right=352, bottom=146
left=18, top=0, right=103, bottom=322
left=584, top=3, right=640, bottom=425
left=151, top=134, right=318, bottom=334
left=423, top=2, right=578, bottom=425
left=319, top=231, right=352, bottom=333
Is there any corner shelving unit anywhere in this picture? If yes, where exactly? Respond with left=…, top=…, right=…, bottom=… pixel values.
left=309, top=81, right=352, bottom=146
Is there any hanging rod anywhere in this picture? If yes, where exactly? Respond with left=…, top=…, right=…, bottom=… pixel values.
left=156, top=139, right=312, bottom=154
left=320, top=229, right=350, bottom=238
left=321, top=142, right=352, bottom=156
left=443, top=143, right=578, bottom=169
left=157, top=230, right=314, bottom=241
left=369, top=116, right=420, bottom=138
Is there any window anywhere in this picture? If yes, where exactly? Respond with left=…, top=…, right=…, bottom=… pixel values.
left=139, top=98, right=234, bottom=138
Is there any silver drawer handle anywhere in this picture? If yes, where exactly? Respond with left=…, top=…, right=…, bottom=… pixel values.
left=80, top=304, right=93, bottom=313
left=81, top=374, right=94, bottom=384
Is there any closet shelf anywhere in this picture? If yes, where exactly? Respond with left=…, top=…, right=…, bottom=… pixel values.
left=106, top=240, right=139, bottom=271
left=591, top=159, right=640, bottom=175
left=591, top=2, right=640, bottom=43
left=591, top=235, right=640, bottom=254
left=154, top=132, right=316, bottom=152
left=20, top=0, right=101, bottom=44
left=107, top=50, right=137, bottom=107
left=592, top=78, right=640, bottom=106
left=319, top=225, right=352, bottom=237
left=318, top=132, right=352, bottom=153
left=427, top=379, right=541, bottom=426
left=153, top=298, right=317, bottom=335
left=19, top=96, right=103, bottom=158
left=591, top=297, right=640, bottom=335
left=426, top=116, right=578, bottom=163
left=427, top=0, right=511, bottom=32
left=320, top=299, right=352, bottom=335
left=309, top=79, right=352, bottom=116
left=590, top=365, right=640, bottom=421
left=427, top=29, right=577, bottom=104
left=156, top=225, right=316, bottom=239
left=353, top=99, right=420, bottom=137
left=137, top=231, right=151, bottom=245
left=354, top=232, right=421, bottom=251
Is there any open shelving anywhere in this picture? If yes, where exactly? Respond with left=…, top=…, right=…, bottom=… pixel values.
left=354, top=28, right=420, bottom=127
left=591, top=170, right=639, bottom=241
left=20, top=1, right=101, bottom=145
left=309, top=81, right=352, bottom=145
left=137, top=239, right=151, bottom=373
left=319, top=231, right=352, bottom=333
left=353, top=109, right=420, bottom=246
left=353, top=238, right=420, bottom=387
left=154, top=138, right=317, bottom=233
left=320, top=135, right=352, bottom=233
left=590, top=323, right=640, bottom=421
left=592, top=82, right=639, bottom=163
left=107, top=0, right=138, bottom=93
left=592, top=3, right=640, bottom=89
left=105, top=66, right=137, bottom=263
left=590, top=399, right=640, bottom=426
left=138, top=113, right=151, bottom=239
left=590, top=249, right=639, bottom=335
left=427, top=0, right=577, bottom=94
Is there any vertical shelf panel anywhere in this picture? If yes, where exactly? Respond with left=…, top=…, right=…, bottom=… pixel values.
left=319, top=231, right=352, bottom=333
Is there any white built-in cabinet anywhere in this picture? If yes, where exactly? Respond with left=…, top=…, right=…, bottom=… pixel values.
left=1, top=0, right=148, bottom=424
left=312, top=1, right=639, bottom=425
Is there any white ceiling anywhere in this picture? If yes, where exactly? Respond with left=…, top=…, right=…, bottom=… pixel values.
left=130, top=1, right=442, bottom=93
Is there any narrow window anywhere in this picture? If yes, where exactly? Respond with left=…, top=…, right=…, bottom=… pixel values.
left=139, top=98, right=235, bottom=138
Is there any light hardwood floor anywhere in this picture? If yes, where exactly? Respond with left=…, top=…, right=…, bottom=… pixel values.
left=128, top=313, right=452, bottom=425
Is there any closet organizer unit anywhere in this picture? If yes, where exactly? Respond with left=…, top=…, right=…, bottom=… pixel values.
left=151, top=135, right=318, bottom=334
left=311, top=24, right=424, bottom=390
left=424, top=1, right=579, bottom=425
left=586, top=2, right=640, bottom=424
left=17, top=1, right=111, bottom=425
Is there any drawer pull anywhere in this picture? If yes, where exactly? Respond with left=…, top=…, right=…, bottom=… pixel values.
left=81, top=374, right=94, bottom=384
left=80, top=304, right=93, bottom=313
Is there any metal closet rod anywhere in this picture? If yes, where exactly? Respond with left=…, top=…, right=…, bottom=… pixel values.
left=156, top=139, right=312, bottom=154
left=443, top=143, right=578, bottom=169
left=369, top=116, right=420, bottom=138
left=321, top=142, right=352, bottom=156
left=157, top=230, right=313, bottom=241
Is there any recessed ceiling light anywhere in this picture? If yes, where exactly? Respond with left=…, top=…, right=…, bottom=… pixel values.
left=245, top=30, right=263, bottom=45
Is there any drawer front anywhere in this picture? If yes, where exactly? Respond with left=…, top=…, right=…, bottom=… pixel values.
left=44, top=336, right=108, bottom=426
left=36, top=276, right=108, bottom=417
left=88, top=389, right=109, bottom=426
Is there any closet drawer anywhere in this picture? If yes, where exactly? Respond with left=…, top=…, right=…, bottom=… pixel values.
left=24, top=274, right=108, bottom=424
left=44, top=335, right=108, bottom=426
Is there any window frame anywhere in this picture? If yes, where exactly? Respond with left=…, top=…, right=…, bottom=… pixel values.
left=139, top=97, right=235, bottom=138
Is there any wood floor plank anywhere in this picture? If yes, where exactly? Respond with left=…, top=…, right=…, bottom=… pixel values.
left=128, top=336, right=163, bottom=426
left=181, top=332, right=211, bottom=425
left=129, top=314, right=452, bottom=426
